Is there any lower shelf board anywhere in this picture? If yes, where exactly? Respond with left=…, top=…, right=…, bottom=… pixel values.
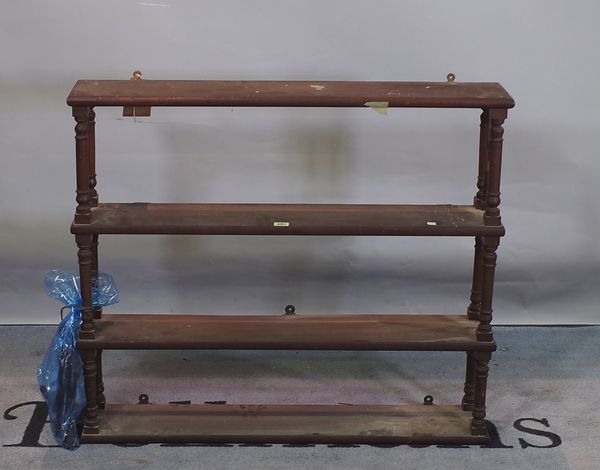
left=81, top=404, right=489, bottom=445
left=78, top=314, right=495, bottom=351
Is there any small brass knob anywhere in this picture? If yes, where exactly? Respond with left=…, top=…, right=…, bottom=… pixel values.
left=446, top=73, right=456, bottom=84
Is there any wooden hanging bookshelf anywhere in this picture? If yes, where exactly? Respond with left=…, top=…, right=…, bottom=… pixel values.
left=67, top=77, right=514, bottom=445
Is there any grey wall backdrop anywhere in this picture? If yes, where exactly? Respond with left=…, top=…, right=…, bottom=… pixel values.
left=1, top=0, right=599, bottom=324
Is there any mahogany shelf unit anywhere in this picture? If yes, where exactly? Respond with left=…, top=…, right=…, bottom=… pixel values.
left=67, top=78, right=514, bottom=445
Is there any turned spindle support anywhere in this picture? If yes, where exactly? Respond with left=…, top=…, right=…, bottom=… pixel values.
left=464, top=241, right=485, bottom=409
left=464, top=235, right=485, bottom=410
left=76, top=234, right=95, bottom=340
left=73, top=106, right=95, bottom=339
left=477, top=236, right=500, bottom=341
left=474, top=110, right=490, bottom=209
left=484, top=109, right=506, bottom=225
left=73, top=107, right=92, bottom=224
left=462, top=352, right=476, bottom=411
left=74, top=106, right=100, bottom=431
left=76, top=233, right=99, bottom=433
left=470, top=351, right=492, bottom=435
left=81, top=348, right=100, bottom=434
left=91, top=236, right=102, bottom=320
left=91, top=234, right=105, bottom=408
left=467, top=236, right=484, bottom=321
left=96, top=349, right=105, bottom=410
left=88, top=108, right=98, bottom=207
left=466, top=108, right=505, bottom=408
left=73, top=105, right=95, bottom=339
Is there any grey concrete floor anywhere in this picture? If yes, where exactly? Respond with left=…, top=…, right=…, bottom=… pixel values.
left=1, top=325, right=599, bottom=469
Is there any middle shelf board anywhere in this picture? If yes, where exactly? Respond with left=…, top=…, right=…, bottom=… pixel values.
left=77, top=314, right=496, bottom=351
left=71, top=203, right=504, bottom=236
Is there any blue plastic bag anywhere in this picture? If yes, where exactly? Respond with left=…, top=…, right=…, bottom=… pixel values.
left=37, top=270, right=119, bottom=449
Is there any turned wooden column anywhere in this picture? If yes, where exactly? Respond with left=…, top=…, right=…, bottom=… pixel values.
left=91, top=234, right=105, bottom=409
left=476, top=108, right=505, bottom=341
left=76, top=233, right=95, bottom=339
left=464, top=109, right=491, bottom=411
left=86, top=108, right=105, bottom=408
left=467, top=237, right=484, bottom=321
left=88, top=108, right=102, bottom=321
left=468, top=110, right=491, bottom=320
left=95, top=350, right=105, bottom=410
left=76, top=233, right=99, bottom=433
left=73, top=107, right=95, bottom=339
left=88, top=108, right=98, bottom=208
left=470, top=351, right=492, bottom=435
left=80, top=348, right=99, bottom=434
left=91, top=235, right=101, bottom=321
left=73, top=106, right=99, bottom=433
left=477, top=237, right=500, bottom=341
left=73, top=106, right=95, bottom=339
left=73, top=107, right=92, bottom=225
left=88, top=108, right=102, bottom=316
left=462, top=352, right=476, bottom=411
left=484, top=109, right=506, bottom=225
left=474, top=110, right=490, bottom=209
left=463, top=235, right=484, bottom=408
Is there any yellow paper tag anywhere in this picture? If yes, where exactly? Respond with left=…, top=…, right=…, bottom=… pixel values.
left=273, top=221, right=290, bottom=227
left=364, top=101, right=389, bottom=116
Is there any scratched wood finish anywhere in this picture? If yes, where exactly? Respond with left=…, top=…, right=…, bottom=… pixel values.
left=77, top=314, right=496, bottom=351
left=70, top=203, right=505, bottom=237
left=81, top=404, right=489, bottom=445
left=67, top=80, right=515, bottom=109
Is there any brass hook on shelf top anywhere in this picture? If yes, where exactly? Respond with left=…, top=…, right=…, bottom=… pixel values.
left=123, top=70, right=151, bottom=117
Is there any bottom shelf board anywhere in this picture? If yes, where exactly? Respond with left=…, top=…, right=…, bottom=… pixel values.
left=82, top=404, right=489, bottom=445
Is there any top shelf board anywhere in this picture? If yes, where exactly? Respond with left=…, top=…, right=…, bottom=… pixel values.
left=67, top=80, right=515, bottom=109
